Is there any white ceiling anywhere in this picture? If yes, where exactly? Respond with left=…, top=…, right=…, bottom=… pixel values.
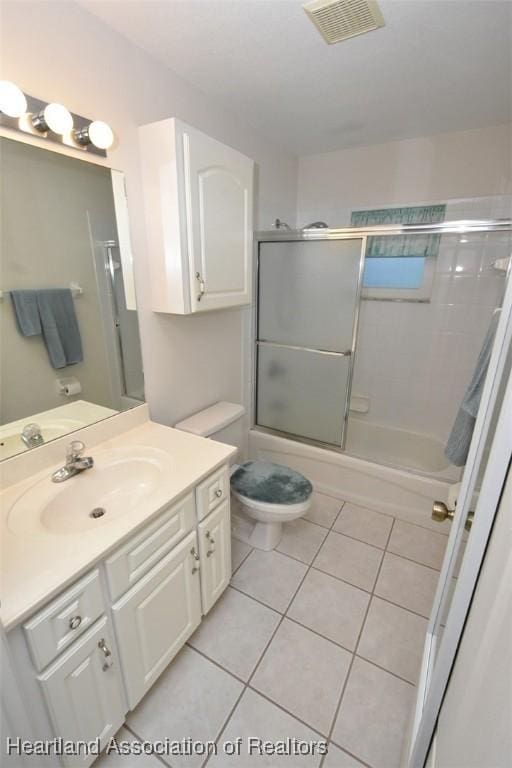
left=78, top=0, right=512, bottom=155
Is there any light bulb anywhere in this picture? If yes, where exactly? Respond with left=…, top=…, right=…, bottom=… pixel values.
left=43, top=103, right=74, bottom=134
left=0, top=80, right=27, bottom=118
left=88, top=120, right=114, bottom=149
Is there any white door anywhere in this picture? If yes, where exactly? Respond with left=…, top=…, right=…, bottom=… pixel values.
left=37, top=617, right=125, bottom=767
left=431, top=463, right=512, bottom=768
left=198, top=500, right=231, bottom=614
left=111, top=530, right=202, bottom=709
left=183, top=127, right=253, bottom=312
left=406, top=272, right=512, bottom=766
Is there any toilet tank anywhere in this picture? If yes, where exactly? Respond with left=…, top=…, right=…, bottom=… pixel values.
left=174, top=402, right=247, bottom=462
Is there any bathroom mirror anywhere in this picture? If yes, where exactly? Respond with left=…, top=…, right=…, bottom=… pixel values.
left=0, top=136, right=145, bottom=460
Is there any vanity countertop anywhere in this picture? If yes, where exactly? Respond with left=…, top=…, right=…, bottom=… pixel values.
left=0, top=420, right=236, bottom=631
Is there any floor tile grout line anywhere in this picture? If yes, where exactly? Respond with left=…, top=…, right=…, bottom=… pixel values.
left=209, top=502, right=347, bottom=761
left=185, top=642, right=248, bottom=685
left=246, top=684, right=330, bottom=740
left=320, top=517, right=398, bottom=768
left=384, top=547, right=444, bottom=573
left=302, top=499, right=345, bottom=530
left=234, top=578, right=426, bottom=684
left=321, top=527, right=391, bottom=556
left=228, top=582, right=288, bottom=614
left=276, top=526, right=329, bottom=567
left=212, top=509, right=434, bottom=763
left=230, top=543, right=254, bottom=577
left=353, top=653, right=416, bottom=688
left=122, top=723, right=173, bottom=768
left=282, top=614, right=358, bottom=655
left=205, top=549, right=317, bottom=764
left=231, top=550, right=433, bottom=636
left=202, top=685, right=247, bottom=768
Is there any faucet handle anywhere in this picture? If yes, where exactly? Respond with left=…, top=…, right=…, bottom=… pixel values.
left=67, top=440, right=85, bottom=461
left=22, top=423, right=42, bottom=439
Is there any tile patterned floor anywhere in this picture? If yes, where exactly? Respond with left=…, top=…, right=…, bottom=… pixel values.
left=97, top=494, right=448, bottom=768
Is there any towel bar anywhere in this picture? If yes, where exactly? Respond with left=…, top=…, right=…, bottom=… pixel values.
left=0, top=283, right=83, bottom=301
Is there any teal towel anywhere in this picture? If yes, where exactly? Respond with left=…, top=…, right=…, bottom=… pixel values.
left=445, top=312, right=499, bottom=467
left=36, top=289, right=83, bottom=369
left=11, top=290, right=42, bottom=336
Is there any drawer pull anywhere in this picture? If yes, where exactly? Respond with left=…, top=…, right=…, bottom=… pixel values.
left=215, top=489, right=223, bottom=498
left=69, top=615, right=82, bottom=631
left=191, top=546, right=200, bottom=574
left=206, top=530, right=216, bottom=557
left=98, top=638, right=113, bottom=671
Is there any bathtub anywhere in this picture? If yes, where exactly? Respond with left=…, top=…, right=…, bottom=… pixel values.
left=249, top=423, right=460, bottom=530
left=345, top=418, right=459, bottom=480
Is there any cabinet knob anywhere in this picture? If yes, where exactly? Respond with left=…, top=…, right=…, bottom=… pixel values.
left=69, top=615, right=82, bottom=631
left=215, top=489, right=223, bottom=498
left=98, top=638, right=113, bottom=671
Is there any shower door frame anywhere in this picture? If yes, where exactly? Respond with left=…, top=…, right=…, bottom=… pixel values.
left=253, top=219, right=512, bottom=452
left=254, top=235, right=367, bottom=450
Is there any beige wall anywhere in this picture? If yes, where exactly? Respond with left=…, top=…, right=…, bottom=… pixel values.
left=0, top=0, right=298, bottom=430
left=297, top=124, right=512, bottom=225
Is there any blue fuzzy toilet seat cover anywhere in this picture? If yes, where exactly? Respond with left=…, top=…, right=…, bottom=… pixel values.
left=231, top=461, right=313, bottom=505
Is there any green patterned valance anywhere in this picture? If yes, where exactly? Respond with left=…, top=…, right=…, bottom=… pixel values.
left=350, top=204, right=446, bottom=258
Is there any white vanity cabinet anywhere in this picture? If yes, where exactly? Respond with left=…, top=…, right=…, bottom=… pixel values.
left=38, top=618, right=125, bottom=767
left=111, top=530, right=202, bottom=709
left=198, top=501, right=231, bottom=614
left=5, top=462, right=233, bottom=766
left=139, top=117, right=254, bottom=314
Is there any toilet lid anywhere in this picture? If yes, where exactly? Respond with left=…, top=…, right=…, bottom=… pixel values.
left=231, top=461, right=313, bottom=505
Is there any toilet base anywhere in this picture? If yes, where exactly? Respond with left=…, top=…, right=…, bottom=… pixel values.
left=231, top=507, right=283, bottom=551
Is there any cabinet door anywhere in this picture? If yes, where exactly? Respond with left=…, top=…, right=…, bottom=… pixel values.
left=183, top=127, right=253, bottom=312
left=198, top=500, right=231, bottom=614
left=38, top=617, right=125, bottom=768
left=111, top=530, right=202, bottom=709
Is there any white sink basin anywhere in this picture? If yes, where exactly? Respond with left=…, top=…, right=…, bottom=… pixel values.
left=7, top=448, right=171, bottom=536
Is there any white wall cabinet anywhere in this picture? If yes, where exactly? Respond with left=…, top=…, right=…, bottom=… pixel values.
left=198, top=501, right=231, bottom=614
left=139, top=118, right=254, bottom=314
left=111, top=530, right=202, bottom=709
left=37, top=617, right=125, bottom=767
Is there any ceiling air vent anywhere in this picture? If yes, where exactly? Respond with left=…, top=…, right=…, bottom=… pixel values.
left=303, top=0, right=385, bottom=44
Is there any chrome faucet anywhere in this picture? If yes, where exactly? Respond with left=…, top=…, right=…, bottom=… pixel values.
left=21, top=423, right=44, bottom=449
left=52, top=440, right=94, bottom=483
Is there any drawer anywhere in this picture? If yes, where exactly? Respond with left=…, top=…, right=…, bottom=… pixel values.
left=105, top=492, right=196, bottom=601
left=24, top=569, right=105, bottom=672
left=196, top=465, right=230, bottom=522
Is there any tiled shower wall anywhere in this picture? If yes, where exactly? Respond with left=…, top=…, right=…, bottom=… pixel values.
left=350, top=195, right=511, bottom=443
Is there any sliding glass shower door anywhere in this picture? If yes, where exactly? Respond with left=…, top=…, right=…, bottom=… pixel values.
left=256, top=239, right=365, bottom=446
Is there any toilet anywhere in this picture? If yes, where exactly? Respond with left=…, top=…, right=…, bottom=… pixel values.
left=175, top=402, right=313, bottom=550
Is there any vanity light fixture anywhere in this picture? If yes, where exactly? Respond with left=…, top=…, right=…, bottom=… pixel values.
left=32, top=103, right=74, bottom=135
left=74, top=120, right=114, bottom=150
left=0, top=86, right=114, bottom=157
left=0, top=80, right=27, bottom=118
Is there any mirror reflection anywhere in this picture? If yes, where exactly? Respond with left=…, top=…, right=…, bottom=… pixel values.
left=0, top=137, right=144, bottom=460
